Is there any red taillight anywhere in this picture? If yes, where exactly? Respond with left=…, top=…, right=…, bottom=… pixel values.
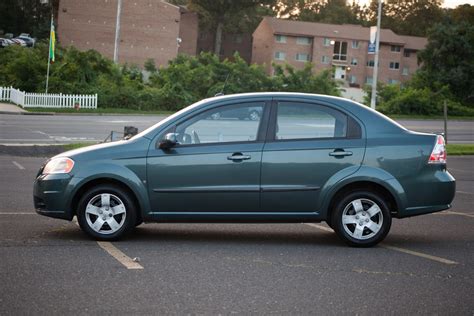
left=428, top=135, right=446, bottom=164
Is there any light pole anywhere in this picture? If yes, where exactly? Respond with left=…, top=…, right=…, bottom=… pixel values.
left=370, top=0, right=382, bottom=109
left=113, top=0, right=122, bottom=63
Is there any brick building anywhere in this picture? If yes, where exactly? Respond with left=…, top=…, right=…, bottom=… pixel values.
left=57, top=0, right=199, bottom=67
left=252, top=17, right=427, bottom=87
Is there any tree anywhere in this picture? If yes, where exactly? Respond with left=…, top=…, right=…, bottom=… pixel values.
left=274, top=0, right=363, bottom=25
left=365, top=0, right=444, bottom=37
left=417, top=18, right=474, bottom=106
left=188, top=0, right=276, bottom=56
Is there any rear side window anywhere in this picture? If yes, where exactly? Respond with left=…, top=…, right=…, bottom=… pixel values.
left=275, top=102, right=349, bottom=140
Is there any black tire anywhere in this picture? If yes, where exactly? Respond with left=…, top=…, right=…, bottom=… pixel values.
left=76, top=185, right=137, bottom=241
left=331, top=190, right=391, bottom=247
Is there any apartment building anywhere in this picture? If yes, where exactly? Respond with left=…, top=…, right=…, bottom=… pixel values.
left=57, top=0, right=199, bottom=67
left=252, top=17, right=427, bottom=87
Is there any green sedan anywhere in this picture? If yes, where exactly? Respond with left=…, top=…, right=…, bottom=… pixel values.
left=33, top=93, right=455, bottom=247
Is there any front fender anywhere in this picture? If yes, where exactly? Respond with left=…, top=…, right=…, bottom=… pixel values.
left=318, top=166, right=407, bottom=219
left=68, top=160, right=151, bottom=219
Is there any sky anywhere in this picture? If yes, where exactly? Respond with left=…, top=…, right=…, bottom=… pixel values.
left=356, top=0, right=473, bottom=8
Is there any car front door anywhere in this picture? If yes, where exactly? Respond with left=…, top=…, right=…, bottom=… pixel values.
left=260, top=99, right=365, bottom=213
left=147, top=101, right=269, bottom=213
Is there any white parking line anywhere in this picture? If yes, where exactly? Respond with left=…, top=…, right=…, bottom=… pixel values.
left=456, top=190, right=473, bottom=195
left=12, top=161, right=25, bottom=170
left=304, top=223, right=333, bottom=232
left=0, top=212, right=35, bottom=215
left=382, top=245, right=458, bottom=265
left=97, top=241, right=144, bottom=270
left=435, top=210, right=474, bottom=218
left=303, top=223, right=459, bottom=265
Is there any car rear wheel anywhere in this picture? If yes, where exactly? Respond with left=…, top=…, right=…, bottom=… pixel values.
left=331, top=190, right=391, bottom=247
left=77, top=185, right=136, bottom=240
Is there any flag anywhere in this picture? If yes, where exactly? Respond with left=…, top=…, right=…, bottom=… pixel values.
left=49, top=17, right=55, bottom=63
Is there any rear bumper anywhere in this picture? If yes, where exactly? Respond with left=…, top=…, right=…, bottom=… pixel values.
left=398, top=170, right=455, bottom=218
left=33, top=173, right=76, bottom=221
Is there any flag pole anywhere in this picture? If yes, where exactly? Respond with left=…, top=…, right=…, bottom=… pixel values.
left=45, top=14, right=53, bottom=93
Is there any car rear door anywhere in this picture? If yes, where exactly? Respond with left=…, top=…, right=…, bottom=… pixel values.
left=260, top=98, right=365, bottom=213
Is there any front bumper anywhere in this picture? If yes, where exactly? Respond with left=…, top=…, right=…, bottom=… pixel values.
left=33, top=173, right=76, bottom=220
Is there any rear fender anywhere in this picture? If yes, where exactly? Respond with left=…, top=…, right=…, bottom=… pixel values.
left=318, top=166, right=407, bottom=219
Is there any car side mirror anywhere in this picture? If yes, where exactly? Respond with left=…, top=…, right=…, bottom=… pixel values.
left=158, top=133, right=179, bottom=150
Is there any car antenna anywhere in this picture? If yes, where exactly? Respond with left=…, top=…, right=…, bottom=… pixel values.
left=215, top=73, right=230, bottom=97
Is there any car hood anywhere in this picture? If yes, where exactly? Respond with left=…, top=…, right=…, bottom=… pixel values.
left=53, top=136, right=151, bottom=162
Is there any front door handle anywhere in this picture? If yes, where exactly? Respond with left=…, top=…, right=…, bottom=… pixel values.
left=329, top=149, right=353, bottom=157
left=227, top=153, right=251, bottom=161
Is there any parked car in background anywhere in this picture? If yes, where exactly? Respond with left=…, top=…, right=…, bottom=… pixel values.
left=17, top=33, right=36, bottom=47
left=209, top=106, right=262, bottom=121
left=33, top=93, right=455, bottom=247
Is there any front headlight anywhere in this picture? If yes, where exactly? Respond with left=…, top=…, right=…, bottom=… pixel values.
left=43, top=157, right=75, bottom=174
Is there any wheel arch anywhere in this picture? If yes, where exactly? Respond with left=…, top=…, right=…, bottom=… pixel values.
left=320, top=167, right=407, bottom=221
left=69, top=176, right=146, bottom=223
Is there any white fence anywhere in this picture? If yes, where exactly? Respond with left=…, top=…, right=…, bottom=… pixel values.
left=0, top=86, right=97, bottom=109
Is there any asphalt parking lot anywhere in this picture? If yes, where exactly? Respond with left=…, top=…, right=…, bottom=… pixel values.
left=0, top=155, right=473, bottom=314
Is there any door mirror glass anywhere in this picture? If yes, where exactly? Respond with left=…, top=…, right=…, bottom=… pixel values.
left=159, top=133, right=179, bottom=149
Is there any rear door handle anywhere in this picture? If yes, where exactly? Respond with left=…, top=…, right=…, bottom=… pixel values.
left=227, top=153, right=251, bottom=161
left=329, top=150, right=353, bottom=157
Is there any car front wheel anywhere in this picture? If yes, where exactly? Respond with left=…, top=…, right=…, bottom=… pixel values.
left=77, top=185, right=136, bottom=240
left=331, top=190, right=391, bottom=247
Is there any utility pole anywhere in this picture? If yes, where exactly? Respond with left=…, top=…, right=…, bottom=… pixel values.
left=113, top=0, right=123, bottom=63
left=370, top=0, right=382, bottom=110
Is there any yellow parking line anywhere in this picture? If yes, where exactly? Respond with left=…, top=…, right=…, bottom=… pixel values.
left=382, top=245, right=458, bottom=265
left=303, top=223, right=459, bottom=265
left=97, top=241, right=144, bottom=270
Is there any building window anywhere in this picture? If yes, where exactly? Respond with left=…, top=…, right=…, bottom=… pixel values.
left=296, top=37, right=312, bottom=45
left=296, top=53, right=310, bottom=62
left=402, top=67, right=409, bottom=76
left=323, top=38, right=331, bottom=46
left=333, top=41, right=347, bottom=61
left=366, top=76, right=373, bottom=84
left=351, top=58, right=358, bottom=65
left=403, top=50, right=411, bottom=57
left=389, top=62, right=400, bottom=69
left=274, top=51, right=286, bottom=60
left=275, top=35, right=287, bottom=43
left=352, top=40, right=359, bottom=49
left=367, top=60, right=375, bottom=67
left=234, top=35, right=243, bottom=43
left=391, top=45, right=401, bottom=52
left=349, top=75, right=357, bottom=84
left=388, top=79, right=399, bottom=84
left=321, top=55, right=330, bottom=64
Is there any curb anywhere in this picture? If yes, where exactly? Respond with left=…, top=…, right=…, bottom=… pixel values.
left=0, top=111, right=168, bottom=116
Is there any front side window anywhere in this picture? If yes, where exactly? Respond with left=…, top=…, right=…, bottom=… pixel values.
left=174, top=102, right=264, bottom=145
left=275, top=102, right=348, bottom=140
